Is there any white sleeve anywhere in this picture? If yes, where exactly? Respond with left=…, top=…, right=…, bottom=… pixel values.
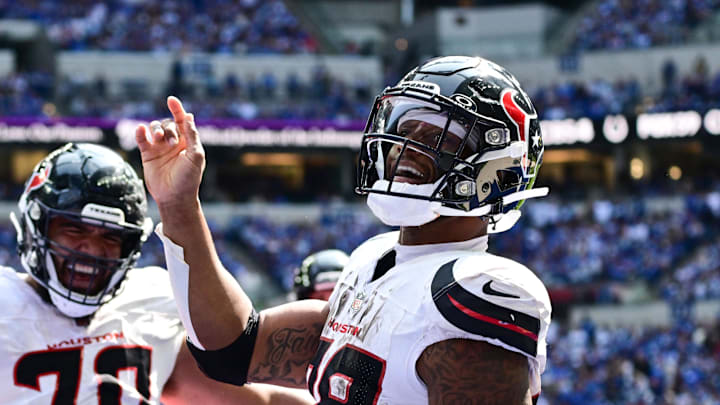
left=154, top=223, right=206, bottom=350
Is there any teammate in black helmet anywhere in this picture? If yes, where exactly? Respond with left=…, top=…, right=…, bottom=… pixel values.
left=1, top=143, right=312, bottom=404
left=293, top=249, right=348, bottom=300
left=12, top=143, right=152, bottom=318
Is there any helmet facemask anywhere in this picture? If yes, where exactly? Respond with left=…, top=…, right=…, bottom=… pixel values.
left=13, top=199, right=149, bottom=317
left=357, top=86, right=548, bottom=230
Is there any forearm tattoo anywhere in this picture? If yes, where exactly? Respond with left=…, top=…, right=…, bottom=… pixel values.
left=418, top=339, right=531, bottom=405
left=249, top=321, right=324, bottom=386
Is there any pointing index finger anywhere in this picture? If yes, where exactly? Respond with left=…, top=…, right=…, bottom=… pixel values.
left=167, top=96, right=187, bottom=125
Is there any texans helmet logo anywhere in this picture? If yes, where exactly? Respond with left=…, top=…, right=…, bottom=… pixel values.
left=500, top=89, right=531, bottom=143
left=500, top=89, right=538, bottom=177
left=25, top=164, right=51, bottom=194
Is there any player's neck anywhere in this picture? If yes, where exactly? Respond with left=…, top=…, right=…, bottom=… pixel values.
left=398, top=216, right=488, bottom=246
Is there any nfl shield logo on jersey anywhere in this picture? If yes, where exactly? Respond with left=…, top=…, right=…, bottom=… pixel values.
left=351, top=291, right=366, bottom=312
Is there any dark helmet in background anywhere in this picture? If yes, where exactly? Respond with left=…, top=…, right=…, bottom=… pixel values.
left=293, top=249, right=348, bottom=300
left=10, top=143, right=152, bottom=317
left=357, top=56, right=548, bottom=232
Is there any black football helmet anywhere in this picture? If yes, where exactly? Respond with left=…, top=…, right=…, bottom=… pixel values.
left=357, top=56, right=548, bottom=232
left=10, top=143, right=152, bottom=317
left=293, top=249, right=348, bottom=300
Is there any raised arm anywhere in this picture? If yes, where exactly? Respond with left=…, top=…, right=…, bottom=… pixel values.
left=135, top=96, right=248, bottom=348
left=417, top=339, right=533, bottom=405
left=136, top=97, right=327, bottom=388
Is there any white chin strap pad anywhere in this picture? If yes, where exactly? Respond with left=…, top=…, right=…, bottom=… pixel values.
left=49, top=290, right=98, bottom=318
left=155, top=223, right=206, bottom=350
left=44, top=251, right=100, bottom=318
left=368, top=182, right=549, bottom=231
left=366, top=179, right=442, bottom=227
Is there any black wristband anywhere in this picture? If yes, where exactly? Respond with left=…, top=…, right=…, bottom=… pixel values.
left=186, top=308, right=260, bottom=386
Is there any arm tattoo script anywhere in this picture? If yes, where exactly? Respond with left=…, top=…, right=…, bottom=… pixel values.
left=417, top=339, right=532, bottom=405
left=249, top=321, right=324, bottom=386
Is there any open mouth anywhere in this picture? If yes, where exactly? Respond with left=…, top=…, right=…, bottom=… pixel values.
left=393, top=164, right=426, bottom=183
left=376, top=137, right=438, bottom=185
left=60, top=262, right=112, bottom=294
left=73, top=263, right=96, bottom=275
left=389, top=156, right=438, bottom=185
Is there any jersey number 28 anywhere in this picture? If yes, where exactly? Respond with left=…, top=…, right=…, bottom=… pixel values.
left=14, top=345, right=151, bottom=404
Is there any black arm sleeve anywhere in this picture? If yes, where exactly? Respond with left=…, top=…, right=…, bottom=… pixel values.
left=185, top=308, right=260, bottom=386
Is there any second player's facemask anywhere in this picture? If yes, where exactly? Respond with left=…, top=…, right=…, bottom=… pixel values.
left=14, top=200, right=148, bottom=318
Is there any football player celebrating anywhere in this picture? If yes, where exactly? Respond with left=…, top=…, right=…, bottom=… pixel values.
left=138, top=56, right=552, bottom=404
left=292, top=249, right=348, bottom=301
left=0, top=143, right=312, bottom=404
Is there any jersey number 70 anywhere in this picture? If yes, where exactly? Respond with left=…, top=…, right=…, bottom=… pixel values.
left=13, top=345, right=152, bottom=404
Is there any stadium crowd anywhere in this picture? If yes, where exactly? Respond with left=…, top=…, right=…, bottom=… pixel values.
left=530, top=57, right=720, bottom=120
left=542, top=319, right=720, bottom=405
left=0, top=0, right=316, bottom=54
left=4, top=59, right=720, bottom=121
left=4, top=0, right=718, bottom=54
left=570, top=0, right=720, bottom=52
left=496, top=190, right=720, bottom=303
left=2, top=0, right=720, bottom=121
left=0, top=67, right=373, bottom=121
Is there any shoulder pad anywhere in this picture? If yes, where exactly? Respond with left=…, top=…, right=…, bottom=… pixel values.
left=109, top=266, right=177, bottom=313
left=125, top=266, right=171, bottom=286
left=430, top=257, right=549, bottom=357
left=346, top=231, right=398, bottom=272
left=349, top=231, right=398, bottom=258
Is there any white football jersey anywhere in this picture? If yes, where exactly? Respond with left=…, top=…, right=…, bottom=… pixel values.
left=307, top=232, right=551, bottom=404
left=0, top=266, right=185, bottom=405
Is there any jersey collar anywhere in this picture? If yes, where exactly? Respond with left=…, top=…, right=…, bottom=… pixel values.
left=394, top=235, right=489, bottom=265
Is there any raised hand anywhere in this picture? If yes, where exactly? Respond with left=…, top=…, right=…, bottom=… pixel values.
left=135, top=96, right=206, bottom=208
